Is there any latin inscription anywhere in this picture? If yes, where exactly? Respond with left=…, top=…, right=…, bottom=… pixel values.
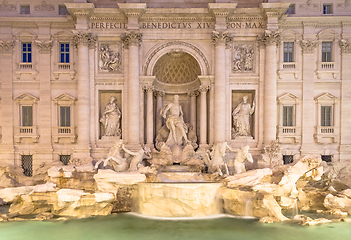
left=227, top=22, right=265, bottom=29
left=91, top=22, right=127, bottom=29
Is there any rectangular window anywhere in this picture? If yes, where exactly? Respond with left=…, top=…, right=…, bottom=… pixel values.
left=22, top=106, right=33, bottom=127
left=60, top=43, right=70, bottom=63
left=283, top=106, right=294, bottom=126
left=59, top=5, right=68, bottom=15
left=22, top=43, right=32, bottom=63
left=321, top=106, right=332, bottom=127
left=21, top=155, right=33, bottom=177
left=60, top=106, right=71, bottom=127
left=286, top=4, right=295, bottom=14
left=323, top=4, right=332, bottom=14
left=321, top=155, right=332, bottom=162
left=20, top=5, right=30, bottom=14
left=283, top=42, right=294, bottom=62
left=322, top=42, right=332, bottom=62
left=283, top=155, right=294, bottom=165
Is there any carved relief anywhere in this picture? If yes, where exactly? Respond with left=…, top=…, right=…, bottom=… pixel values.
left=338, top=0, right=351, bottom=9
left=232, top=43, right=254, bottom=73
left=212, top=31, right=232, bottom=46
left=300, top=40, right=318, bottom=54
left=73, top=32, right=96, bottom=47
left=339, top=39, right=351, bottom=53
left=299, top=0, right=319, bottom=11
left=0, top=1, right=15, bottom=11
left=99, top=45, right=122, bottom=73
left=34, top=1, right=54, bottom=11
left=121, top=31, right=142, bottom=49
left=0, top=40, right=14, bottom=54
left=257, top=31, right=280, bottom=47
left=35, top=40, right=53, bottom=54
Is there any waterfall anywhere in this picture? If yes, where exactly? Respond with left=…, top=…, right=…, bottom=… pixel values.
left=244, top=200, right=253, bottom=217
left=292, top=199, right=298, bottom=217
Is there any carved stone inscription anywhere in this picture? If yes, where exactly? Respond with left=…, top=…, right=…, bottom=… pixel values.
left=232, top=43, right=254, bottom=73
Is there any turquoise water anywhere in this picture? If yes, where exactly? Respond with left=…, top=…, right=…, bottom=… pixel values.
left=0, top=214, right=350, bottom=240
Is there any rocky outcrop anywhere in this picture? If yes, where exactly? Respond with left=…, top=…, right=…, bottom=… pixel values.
left=323, top=193, right=351, bottom=215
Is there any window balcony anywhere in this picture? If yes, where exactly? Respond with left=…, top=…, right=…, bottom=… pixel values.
left=277, top=126, right=301, bottom=143
left=14, top=126, right=39, bottom=143
left=315, top=62, right=339, bottom=79
left=314, top=126, right=339, bottom=143
left=277, top=62, right=300, bottom=80
left=53, top=126, right=77, bottom=143
left=14, top=63, right=38, bottom=80
left=53, top=63, right=76, bottom=80
left=282, top=62, right=296, bottom=70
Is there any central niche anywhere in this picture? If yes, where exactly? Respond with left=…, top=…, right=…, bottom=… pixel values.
left=153, top=51, right=201, bottom=84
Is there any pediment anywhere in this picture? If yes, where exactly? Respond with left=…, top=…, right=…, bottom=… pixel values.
left=53, top=93, right=76, bottom=103
left=314, top=93, right=339, bottom=103
left=13, top=30, right=37, bottom=37
left=14, top=93, right=39, bottom=103
left=277, top=93, right=300, bottom=104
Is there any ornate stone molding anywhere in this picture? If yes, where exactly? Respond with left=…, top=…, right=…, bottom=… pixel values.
left=300, top=40, right=318, bottom=54
left=338, top=0, right=351, bottom=9
left=339, top=39, right=351, bottom=53
left=35, top=40, right=53, bottom=54
left=199, top=85, right=210, bottom=92
left=73, top=32, right=95, bottom=47
left=232, top=44, right=254, bottom=73
left=212, top=31, right=232, bottom=46
left=99, top=45, right=121, bottom=73
left=187, top=91, right=199, bottom=97
left=34, top=1, right=54, bottom=11
left=257, top=31, right=280, bottom=47
left=0, top=40, right=14, bottom=54
left=144, top=85, right=154, bottom=93
left=153, top=90, right=165, bottom=98
left=0, top=1, right=15, bottom=11
left=88, top=35, right=97, bottom=49
left=122, top=31, right=142, bottom=49
left=299, top=0, right=319, bottom=11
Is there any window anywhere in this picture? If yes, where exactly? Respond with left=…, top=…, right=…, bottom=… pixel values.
left=60, top=155, right=71, bottom=165
left=286, top=4, right=295, bottom=15
left=283, top=106, right=293, bottom=126
left=321, top=155, right=332, bottom=162
left=60, top=43, right=70, bottom=63
left=323, top=4, right=332, bottom=14
left=22, top=106, right=33, bottom=127
left=322, top=42, right=332, bottom=62
left=60, top=106, right=71, bottom=127
left=21, top=155, right=33, bottom=177
left=22, top=43, right=32, bottom=63
left=59, top=5, right=68, bottom=15
left=20, top=5, right=30, bottom=14
left=321, top=106, right=332, bottom=126
left=283, top=42, right=294, bottom=63
left=283, top=155, right=294, bottom=164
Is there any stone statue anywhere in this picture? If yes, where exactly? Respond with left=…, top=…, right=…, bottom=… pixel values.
left=100, top=96, right=121, bottom=137
left=232, top=95, right=255, bottom=138
left=99, top=45, right=121, bottom=72
left=122, top=145, right=152, bottom=172
left=94, top=139, right=128, bottom=172
left=209, top=142, right=236, bottom=176
left=231, top=145, right=253, bottom=174
left=161, top=95, right=190, bottom=146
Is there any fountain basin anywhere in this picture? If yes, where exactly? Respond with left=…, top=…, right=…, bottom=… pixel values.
left=136, top=182, right=222, bottom=218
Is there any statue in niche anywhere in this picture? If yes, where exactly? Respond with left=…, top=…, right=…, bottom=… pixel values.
left=100, top=96, right=121, bottom=137
left=99, top=45, right=121, bottom=72
left=160, top=95, right=190, bottom=147
left=232, top=95, right=255, bottom=138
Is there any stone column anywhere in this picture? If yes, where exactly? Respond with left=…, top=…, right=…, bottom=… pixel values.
left=145, top=86, right=154, bottom=147
left=73, top=32, right=93, bottom=159
left=155, top=91, right=164, bottom=135
left=199, top=85, right=209, bottom=146
left=122, top=31, right=142, bottom=147
left=339, top=39, right=351, bottom=160
left=188, top=91, right=198, bottom=131
left=259, top=31, right=280, bottom=144
left=300, top=40, right=318, bottom=154
left=36, top=40, right=53, bottom=163
left=0, top=41, right=15, bottom=165
left=213, top=31, right=232, bottom=143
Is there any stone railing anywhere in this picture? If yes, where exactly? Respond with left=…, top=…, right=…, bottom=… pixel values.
left=57, top=63, right=71, bottom=70
left=317, top=126, right=335, bottom=134
left=14, top=126, right=39, bottom=143
left=277, top=126, right=301, bottom=143
left=53, top=126, right=76, bottom=143
left=320, top=62, right=335, bottom=69
left=18, top=63, right=33, bottom=70
left=282, top=62, right=296, bottom=69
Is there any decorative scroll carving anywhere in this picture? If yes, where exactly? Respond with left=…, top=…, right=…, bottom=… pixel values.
left=339, top=39, right=351, bottom=53
left=212, top=31, right=232, bottom=46
left=99, top=45, right=122, bottom=73
left=35, top=40, right=53, bottom=54
left=88, top=35, right=97, bottom=49
left=0, top=1, right=15, bottom=11
left=187, top=91, right=199, bottom=98
left=198, top=84, right=210, bottom=92
left=73, top=32, right=95, bottom=47
left=232, top=44, right=254, bottom=72
left=121, top=31, right=142, bottom=49
left=34, top=1, right=54, bottom=11
left=299, top=0, right=319, bottom=11
left=144, top=85, right=154, bottom=93
left=338, top=0, right=351, bottom=9
left=153, top=90, right=165, bottom=98
left=300, top=40, right=318, bottom=54
left=0, top=40, right=14, bottom=54
left=257, top=31, right=280, bottom=47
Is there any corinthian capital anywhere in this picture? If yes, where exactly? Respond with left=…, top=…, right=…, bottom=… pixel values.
left=212, top=31, right=232, bottom=46
left=122, top=31, right=142, bottom=49
left=73, top=31, right=96, bottom=47
left=35, top=40, right=53, bottom=54
left=300, top=40, right=318, bottom=54
left=0, top=40, right=14, bottom=54
left=257, top=30, right=280, bottom=47
left=339, top=39, right=351, bottom=53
